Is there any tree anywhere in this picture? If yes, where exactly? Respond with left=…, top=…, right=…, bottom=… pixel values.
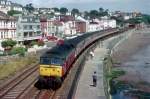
left=89, top=10, right=99, bottom=19
left=10, top=47, right=27, bottom=56
left=60, top=7, right=68, bottom=15
left=53, top=7, right=59, bottom=12
left=103, top=9, right=109, bottom=16
left=7, top=10, right=22, bottom=16
left=99, top=7, right=104, bottom=13
left=99, top=7, right=109, bottom=17
left=1, top=39, right=17, bottom=54
left=111, top=16, right=125, bottom=26
left=84, top=11, right=89, bottom=19
left=25, top=3, right=34, bottom=13
left=71, top=8, right=79, bottom=17
left=1, top=39, right=17, bottom=49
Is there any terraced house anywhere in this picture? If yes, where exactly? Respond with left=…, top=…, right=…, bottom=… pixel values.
left=15, top=15, right=41, bottom=42
left=0, top=11, right=16, bottom=50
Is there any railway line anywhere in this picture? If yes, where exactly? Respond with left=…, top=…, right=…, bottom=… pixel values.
left=0, top=28, right=133, bottom=99
left=0, top=65, right=38, bottom=99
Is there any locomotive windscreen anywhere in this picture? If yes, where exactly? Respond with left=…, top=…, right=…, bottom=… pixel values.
left=40, top=57, right=63, bottom=66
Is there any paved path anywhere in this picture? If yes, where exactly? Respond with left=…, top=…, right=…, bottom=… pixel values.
left=74, top=47, right=108, bottom=99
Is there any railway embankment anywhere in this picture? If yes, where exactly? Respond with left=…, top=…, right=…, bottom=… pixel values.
left=104, top=27, right=150, bottom=99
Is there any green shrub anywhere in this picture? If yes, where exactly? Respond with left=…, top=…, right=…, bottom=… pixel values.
left=30, top=41, right=37, bottom=46
left=10, top=47, right=27, bottom=56
left=1, top=39, right=17, bottom=52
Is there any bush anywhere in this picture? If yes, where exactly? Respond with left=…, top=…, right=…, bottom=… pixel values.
left=10, top=47, right=27, bottom=56
left=1, top=39, right=17, bottom=49
left=7, top=10, right=22, bottom=16
left=30, top=41, right=37, bottom=46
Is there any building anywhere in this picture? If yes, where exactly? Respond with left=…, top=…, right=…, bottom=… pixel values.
left=75, top=16, right=88, bottom=33
left=59, top=15, right=76, bottom=36
left=15, top=15, right=41, bottom=42
left=0, top=11, right=16, bottom=39
left=0, top=0, right=23, bottom=14
left=75, top=20, right=86, bottom=33
left=40, top=17, right=64, bottom=38
left=100, top=19, right=116, bottom=29
left=0, top=0, right=11, bottom=13
left=0, top=11, right=16, bottom=50
left=88, top=21, right=100, bottom=32
left=11, top=3, right=23, bottom=12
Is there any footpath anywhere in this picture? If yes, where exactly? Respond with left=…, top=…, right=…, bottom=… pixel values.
left=74, top=47, right=108, bottom=99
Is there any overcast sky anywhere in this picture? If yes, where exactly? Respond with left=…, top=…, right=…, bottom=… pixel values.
left=11, top=0, right=150, bottom=14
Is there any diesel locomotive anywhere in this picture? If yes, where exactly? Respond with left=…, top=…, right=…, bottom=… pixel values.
left=36, top=28, right=122, bottom=89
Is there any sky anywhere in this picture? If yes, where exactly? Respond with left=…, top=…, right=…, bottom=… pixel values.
left=11, top=0, right=150, bottom=14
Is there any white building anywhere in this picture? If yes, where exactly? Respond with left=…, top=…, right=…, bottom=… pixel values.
left=0, top=11, right=16, bottom=39
left=11, top=3, right=23, bottom=12
left=87, top=18, right=116, bottom=32
left=100, top=19, right=116, bottom=29
left=0, top=0, right=23, bottom=14
left=0, top=11, right=16, bottom=50
left=88, top=22, right=100, bottom=32
left=15, top=15, right=41, bottom=41
left=63, top=21, right=76, bottom=36
left=0, top=0, right=11, bottom=13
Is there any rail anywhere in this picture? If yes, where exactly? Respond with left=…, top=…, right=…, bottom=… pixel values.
left=67, top=28, right=134, bottom=99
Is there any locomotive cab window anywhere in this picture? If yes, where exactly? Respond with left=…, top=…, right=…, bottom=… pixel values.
left=51, top=58, right=63, bottom=66
left=40, top=57, right=63, bottom=66
left=40, top=57, right=51, bottom=64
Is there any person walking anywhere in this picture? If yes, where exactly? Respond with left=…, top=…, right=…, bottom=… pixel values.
left=90, top=51, right=94, bottom=59
left=92, top=71, right=97, bottom=87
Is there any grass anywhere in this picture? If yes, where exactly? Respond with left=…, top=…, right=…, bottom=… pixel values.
left=0, top=55, right=39, bottom=80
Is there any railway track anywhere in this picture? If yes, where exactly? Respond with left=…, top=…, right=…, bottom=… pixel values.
left=0, top=29, right=133, bottom=99
left=0, top=65, right=38, bottom=99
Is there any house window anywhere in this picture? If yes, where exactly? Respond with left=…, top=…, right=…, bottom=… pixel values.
left=37, top=25, right=40, bottom=29
left=24, top=32, right=28, bottom=37
left=29, top=25, right=32, bottom=29
left=0, top=32, right=2, bottom=39
left=23, top=25, right=27, bottom=29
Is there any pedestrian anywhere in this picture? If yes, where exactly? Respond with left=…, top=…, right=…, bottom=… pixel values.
left=90, top=51, right=94, bottom=59
left=92, top=71, right=97, bottom=87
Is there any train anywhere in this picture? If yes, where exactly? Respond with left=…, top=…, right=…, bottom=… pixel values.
left=36, top=28, right=126, bottom=89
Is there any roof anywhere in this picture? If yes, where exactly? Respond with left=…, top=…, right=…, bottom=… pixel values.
left=89, top=22, right=99, bottom=24
left=11, top=3, right=23, bottom=7
left=53, top=20, right=63, bottom=26
left=41, top=30, right=101, bottom=60
left=0, top=11, right=16, bottom=20
left=41, top=43, right=75, bottom=59
left=59, top=15, right=75, bottom=22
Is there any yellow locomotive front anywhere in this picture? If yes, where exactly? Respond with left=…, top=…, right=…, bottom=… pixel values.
left=36, top=57, right=64, bottom=89
left=39, top=57, right=63, bottom=77
left=40, top=65, right=62, bottom=77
